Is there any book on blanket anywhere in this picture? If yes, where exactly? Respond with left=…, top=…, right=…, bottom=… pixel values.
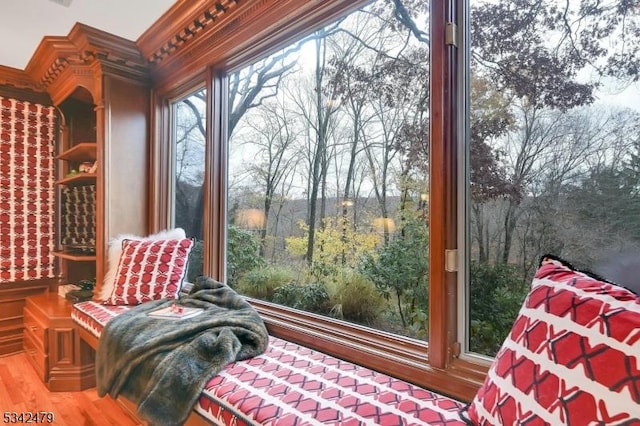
left=148, top=305, right=204, bottom=320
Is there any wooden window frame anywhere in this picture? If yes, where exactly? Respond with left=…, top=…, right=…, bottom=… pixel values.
left=150, top=0, right=488, bottom=402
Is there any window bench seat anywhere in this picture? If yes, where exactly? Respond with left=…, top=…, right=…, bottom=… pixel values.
left=71, top=301, right=466, bottom=425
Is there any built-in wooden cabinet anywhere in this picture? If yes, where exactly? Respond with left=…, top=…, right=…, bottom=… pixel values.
left=23, top=293, right=95, bottom=391
left=0, top=281, right=50, bottom=356
left=3, top=23, right=152, bottom=391
left=25, top=23, right=151, bottom=289
left=55, top=142, right=98, bottom=188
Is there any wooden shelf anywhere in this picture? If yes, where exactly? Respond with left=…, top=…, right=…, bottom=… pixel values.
left=57, top=142, right=97, bottom=162
left=55, top=173, right=97, bottom=186
left=52, top=251, right=96, bottom=262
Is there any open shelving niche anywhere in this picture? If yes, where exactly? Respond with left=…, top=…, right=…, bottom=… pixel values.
left=52, top=91, right=98, bottom=284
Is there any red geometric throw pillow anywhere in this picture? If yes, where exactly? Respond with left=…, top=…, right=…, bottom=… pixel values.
left=105, top=238, right=194, bottom=305
left=462, top=255, right=640, bottom=425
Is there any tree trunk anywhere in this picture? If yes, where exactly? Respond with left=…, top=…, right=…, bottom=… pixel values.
left=305, top=33, right=329, bottom=265
left=472, top=203, right=488, bottom=263
left=501, top=201, right=520, bottom=263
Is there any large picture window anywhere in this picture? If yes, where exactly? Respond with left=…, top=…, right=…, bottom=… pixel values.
left=155, top=0, right=640, bottom=401
left=226, top=1, right=430, bottom=340
left=467, top=0, right=640, bottom=357
left=148, top=0, right=469, bottom=399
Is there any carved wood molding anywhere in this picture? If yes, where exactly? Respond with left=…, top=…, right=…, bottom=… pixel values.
left=5, top=0, right=367, bottom=97
left=142, top=0, right=367, bottom=91
left=141, top=0, right=239, bottom=65
left=25, top=23, right=150, bottom=103
left=0, top=65, right=44, bottom=92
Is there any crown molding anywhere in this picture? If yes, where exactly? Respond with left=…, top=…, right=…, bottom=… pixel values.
left=138, top=0, right=368, bottom=91
left=137, top=0, right=239, bottom=65
left=12, top=0, right=369, bottom=100
left=0, top=65, right=45, bottom=92
left=68, top=23, right=147, bottom=69
left=24, top=23, right=150, bottom=103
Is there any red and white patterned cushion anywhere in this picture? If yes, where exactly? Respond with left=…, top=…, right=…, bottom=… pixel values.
left=196, top=336, right=465, bottom=425
left=462, top=256, right=640, bottom=425
left=71, top=303, right=466, bottom=424
left=71, top=304, right=467, bottom=426
left=104, top=238, right=193, bottom=305
left=72, top=301, right=132, bottom=337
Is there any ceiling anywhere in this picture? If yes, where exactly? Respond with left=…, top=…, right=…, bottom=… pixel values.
left=0, top=0, right=177, bottom=70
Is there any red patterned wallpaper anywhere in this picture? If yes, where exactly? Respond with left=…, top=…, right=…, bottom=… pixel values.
left=0, top=96, right=56, bottom=283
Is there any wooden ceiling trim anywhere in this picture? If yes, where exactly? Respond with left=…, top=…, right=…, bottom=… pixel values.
left=25, top=24, right=150, bottom=101
left=145, top=0, right=239, bottom=65
left=136, top=0, right=211, bottom=58
left=137, top=0, right=236, bottom=64
left=218, top=0, right=369, bottom=71
left=187, top=0, right=308, bottom=70
left=39, top=57, right=71, bottom=89
left=24, top=37, right=78, bottom=90
left=0, top=65, right=44, bottom=93
left=68, top=23, right=148, bottom=69
left=148, top=0, right=368, bottom=92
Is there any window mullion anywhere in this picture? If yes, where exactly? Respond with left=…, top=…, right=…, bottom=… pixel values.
left=428, top=0, right=460, bottom=370
left=204, top=68, right=227, bottom=281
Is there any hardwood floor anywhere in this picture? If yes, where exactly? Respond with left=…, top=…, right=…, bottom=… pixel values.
left=0, top=352, right=143, bottom=425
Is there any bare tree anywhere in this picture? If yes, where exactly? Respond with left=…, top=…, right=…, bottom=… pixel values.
left=236, top=99, right=302, bottom=256
left=481, top=105, right=640, bottom=266
left=174, top=90, right=206, bottom=239
left=282, top=29, right=344, bottom=265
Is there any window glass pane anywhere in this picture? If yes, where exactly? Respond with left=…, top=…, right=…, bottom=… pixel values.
left=172, top=88, right=206, bottom=281
left=468, top=0, right=640, bottom=356
left=227, top=1, right=430, bottom=340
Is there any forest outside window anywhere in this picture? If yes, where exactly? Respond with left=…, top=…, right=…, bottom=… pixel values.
left=226, top=0, right=430, bottom=341
left=171, top=87, right=207, bottom=281
left=154, top=0, right=640, bottom=401
left=467, top=0, right=640, bottom=357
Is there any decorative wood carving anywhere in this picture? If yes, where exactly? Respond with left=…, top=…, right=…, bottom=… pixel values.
left=45, top=64, right=99, bottom=106
left=138, top=1, right=232, bottom=63
left=25, top=37, right=80, bottom=89
left=25, top=23, right=150, bottom=105
left=141, top=0, right=365, bottom=91
left=144, top=0, right=239, bottom=65
left=0, top=66, right=45, bottom=93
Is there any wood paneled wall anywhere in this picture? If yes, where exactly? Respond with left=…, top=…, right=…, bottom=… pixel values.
left=0, top=280, right=53, bottom=356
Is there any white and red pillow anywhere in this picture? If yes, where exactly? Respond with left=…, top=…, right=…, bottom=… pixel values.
left=96, top=228, right=186, bottom=301
left=104, top=238, right=193, bottom=305
left=462, top=255, right=640, bottom=425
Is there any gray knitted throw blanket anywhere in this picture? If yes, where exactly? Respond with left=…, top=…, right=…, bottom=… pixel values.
left=96, top=276, right=269, bottom=426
